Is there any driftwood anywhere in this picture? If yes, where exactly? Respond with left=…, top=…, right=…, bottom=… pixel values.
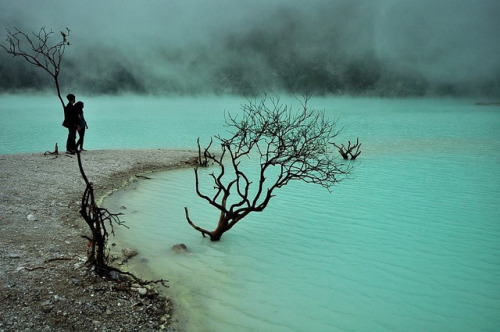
left=44, top=143, right=59, bottom=156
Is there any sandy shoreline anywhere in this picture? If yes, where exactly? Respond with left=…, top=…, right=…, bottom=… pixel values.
left=0, top=149, right=197, bottom=331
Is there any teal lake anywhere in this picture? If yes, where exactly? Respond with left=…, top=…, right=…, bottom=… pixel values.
left=2, top=95, right=500, bottom=331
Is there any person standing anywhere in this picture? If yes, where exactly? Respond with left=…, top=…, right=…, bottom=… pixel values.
left=75, top=101, right=88, bottom=151
left=62, top=93, right=78, bottom=154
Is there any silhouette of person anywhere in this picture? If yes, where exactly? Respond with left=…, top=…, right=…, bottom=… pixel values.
left=62, top=93, right=78, bottom=154
left=74, top=101, right=88, bottom=151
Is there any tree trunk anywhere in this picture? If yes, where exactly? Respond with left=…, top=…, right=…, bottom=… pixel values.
left=209, top=213, right=231, bottom=241
left=185, top=207, right=241, bottom=241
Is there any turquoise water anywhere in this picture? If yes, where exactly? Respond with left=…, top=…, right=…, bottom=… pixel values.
left=2, top=95, right=500, bottom=331
left=103, top=97, right=499, bottom=331
left=0, top=94, right=238, bottom=154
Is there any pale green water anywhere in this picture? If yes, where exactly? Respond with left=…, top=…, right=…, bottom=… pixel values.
left=1, top=95, right=499, bottom=331
left=0, top=94, right=237, bottom=153
left=102, top=97, right=499, bottom=331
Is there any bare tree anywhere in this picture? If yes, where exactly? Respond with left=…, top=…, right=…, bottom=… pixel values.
left=184, top=95, right=352, bottom=241
left=332, top=138, right=362, bottom=160
left=197, top=137, right=213, bottom=167
left=1, top=27, right=70, bottom=108
left=2, top=26, right=167, bottom=287
left=76, top=151, right=168, bottom=287
left=76, top=150, right=125, bottom=274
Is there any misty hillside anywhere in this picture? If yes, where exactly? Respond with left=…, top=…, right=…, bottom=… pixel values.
left=1, top=0, right=499, bottom=97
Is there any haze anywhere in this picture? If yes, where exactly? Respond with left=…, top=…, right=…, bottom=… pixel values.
left=1, top=0, right=499, bottom=97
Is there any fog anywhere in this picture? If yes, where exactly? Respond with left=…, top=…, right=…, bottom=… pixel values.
left=1, top=0, right=499, bottom=97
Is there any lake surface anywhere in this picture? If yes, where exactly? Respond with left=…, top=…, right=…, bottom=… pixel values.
left=2, top=95, right=499, bottom=331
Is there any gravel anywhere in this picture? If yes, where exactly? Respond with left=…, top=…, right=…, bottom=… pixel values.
left=0, top=149, right=197, bottom=331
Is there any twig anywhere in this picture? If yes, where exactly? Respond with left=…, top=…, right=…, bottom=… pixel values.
left=24, top=266, right=45, bottom=271
left=44, top=257, right=73, bottom=263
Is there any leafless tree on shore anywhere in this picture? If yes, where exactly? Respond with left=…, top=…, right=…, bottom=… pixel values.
left=1, top=27, right=70, bottom=108
left=197, top=137, right=213, bottom=167
left=76, top=151, right=167, bottom=287
left=76, top=151, right=124, bottom=273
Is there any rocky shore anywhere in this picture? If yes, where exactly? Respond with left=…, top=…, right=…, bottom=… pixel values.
left=0, top=149, right=197, bottom=331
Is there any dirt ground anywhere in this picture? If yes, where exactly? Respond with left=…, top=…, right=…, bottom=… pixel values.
left=0, top=149, right=197, bottom=331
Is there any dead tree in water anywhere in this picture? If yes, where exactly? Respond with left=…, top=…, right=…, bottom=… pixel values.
left=185, top=95, right=352, bottom=241
left=1, top=27, right=71, bottom=109
left=332, top=138, right=361, bottom=160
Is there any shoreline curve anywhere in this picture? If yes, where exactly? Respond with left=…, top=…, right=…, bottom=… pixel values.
left=0, top=149, right=197, bottom=331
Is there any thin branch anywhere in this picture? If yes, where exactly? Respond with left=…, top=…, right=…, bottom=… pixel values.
left=184, top=207, right=211, bottom=238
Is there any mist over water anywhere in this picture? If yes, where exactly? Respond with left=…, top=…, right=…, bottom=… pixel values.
left=1, top=0, right=500, bottom=97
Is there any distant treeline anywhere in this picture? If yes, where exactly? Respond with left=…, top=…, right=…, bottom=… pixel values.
left=3, top=50, right=497, bottom=98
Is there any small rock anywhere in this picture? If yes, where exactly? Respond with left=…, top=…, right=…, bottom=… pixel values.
left=41, top=301, right=53, bottom=313
left=137, top=288, right=147, bottom=296
left=109, top=270, right=120, bottom=280
left=171, top=243, right=188, bottom=253
left=27, top=214, right=37, bottom=221
left=122, top=248, right=138, bottom=258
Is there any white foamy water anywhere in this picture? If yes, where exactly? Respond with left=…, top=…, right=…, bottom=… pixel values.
left=2, top=95, right=499, bottom=331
